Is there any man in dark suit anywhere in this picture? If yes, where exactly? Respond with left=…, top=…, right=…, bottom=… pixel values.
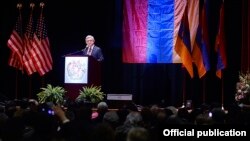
left=83, top=35, right=104, bottom=61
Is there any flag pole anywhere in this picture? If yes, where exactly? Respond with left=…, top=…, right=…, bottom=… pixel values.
left=15, top=3, right=23, bottom=100
left=15, top=70, right=19, bottom=99
left=181, top=66, right=186, bottom=108
left=41, top=77, right=45, bottom=87
left=28, top=77, right=32, bottom=98
left=221, top=71, right=224, bottom=110
left=202, top=77, right=206, bottom=104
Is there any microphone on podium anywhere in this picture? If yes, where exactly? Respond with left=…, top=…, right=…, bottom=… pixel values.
left=61, top=49, right=84, bottom=57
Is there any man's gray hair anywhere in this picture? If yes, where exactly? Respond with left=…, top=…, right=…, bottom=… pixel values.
left=85, top=35, right=95, bottom=41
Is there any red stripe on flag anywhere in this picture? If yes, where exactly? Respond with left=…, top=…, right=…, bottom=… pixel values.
left=32, top=35, right=52, bottom=75
left=23, top=6, right=37, bottom=75
left=31, top=3, right=53, bottom=76
left=23, top=35, right=37, bottom=75
left=8, top=52, right=22, bottom=69
left=7, top=8, right=24, bottom=71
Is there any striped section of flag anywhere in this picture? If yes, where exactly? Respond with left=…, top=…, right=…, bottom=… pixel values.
left=23, top=3, right=36, bottom=75
left=192, top=0, right=210, bottom=78
left=7, top=4, right=24, bottom=71
left=31, top=3, right=53, bottom=76
left=175, top=3, right=194, bottom=78
left=215, top=1, right=226, bottom=78
left=8, top=52, right=22, bottom=69
left=188, top=0, right=199, bottom=49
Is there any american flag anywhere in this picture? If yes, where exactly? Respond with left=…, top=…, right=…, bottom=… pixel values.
left=23, top=3, right=36, bottom=75
left=8, top=52, right=22, bottom=69
left=31, top=2, right=53, bottom=76
left=7, top=4, right=24, bottom=71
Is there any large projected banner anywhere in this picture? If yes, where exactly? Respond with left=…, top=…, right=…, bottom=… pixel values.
left=123, top=0, right=189, bottom=63
left=64, top=56, right=88, bottom=84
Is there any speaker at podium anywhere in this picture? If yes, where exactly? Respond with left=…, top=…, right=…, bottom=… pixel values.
left=63, top=55, right=102, bottom=100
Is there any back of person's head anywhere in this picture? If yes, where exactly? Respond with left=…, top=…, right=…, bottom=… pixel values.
left=211, top=108, right=226, bottom=124
left=166, top=106, right=178, bottom=116
left=164, top=108, right=174, bottom=118
left=103, top=111, right=120, bottom=129
left=156, top=109, right=167, bottom=123
left=0, top=105, right=5, bottom=113
left=140, top=107, right=154, bottom=122
left=195, top=113, right=213, bottom=125
left=117, top=108, right=130, bottom=124
left=97, top=102, right=108, bottom=112
left=124, top=111, right=142, bottom=125
left=189, top=108, right=203, bottom=123
left=150, top=104, right=160, bottom=115
left=177, top=107, right=190, bottom=120
left=91, top=123, right=115, bottom=141
left=126, top=127, right=150, bottom=141
left=226, top=103, right=243, bottom=124
left=124, top=102, right=138, bottom=112
left=166, top=115, right=186, bottom=124
left=74, top=106, right=92, bottom=121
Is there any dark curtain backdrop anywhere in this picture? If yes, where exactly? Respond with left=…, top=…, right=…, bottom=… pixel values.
left=0, top=0, right=243, bottom=108
left=241, top=0, right=250, bottom=72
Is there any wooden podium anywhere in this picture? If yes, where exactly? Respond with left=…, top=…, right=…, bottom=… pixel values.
left=64, top=55, right=102, bottom=100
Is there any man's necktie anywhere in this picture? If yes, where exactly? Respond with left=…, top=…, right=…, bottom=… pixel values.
left=87, top=47, right=92, bottom=55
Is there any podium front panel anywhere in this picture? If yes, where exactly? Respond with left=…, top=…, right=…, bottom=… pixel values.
left=64, top=56, right=88, bottom=84
left=64, top=55, right=102, bottom=100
